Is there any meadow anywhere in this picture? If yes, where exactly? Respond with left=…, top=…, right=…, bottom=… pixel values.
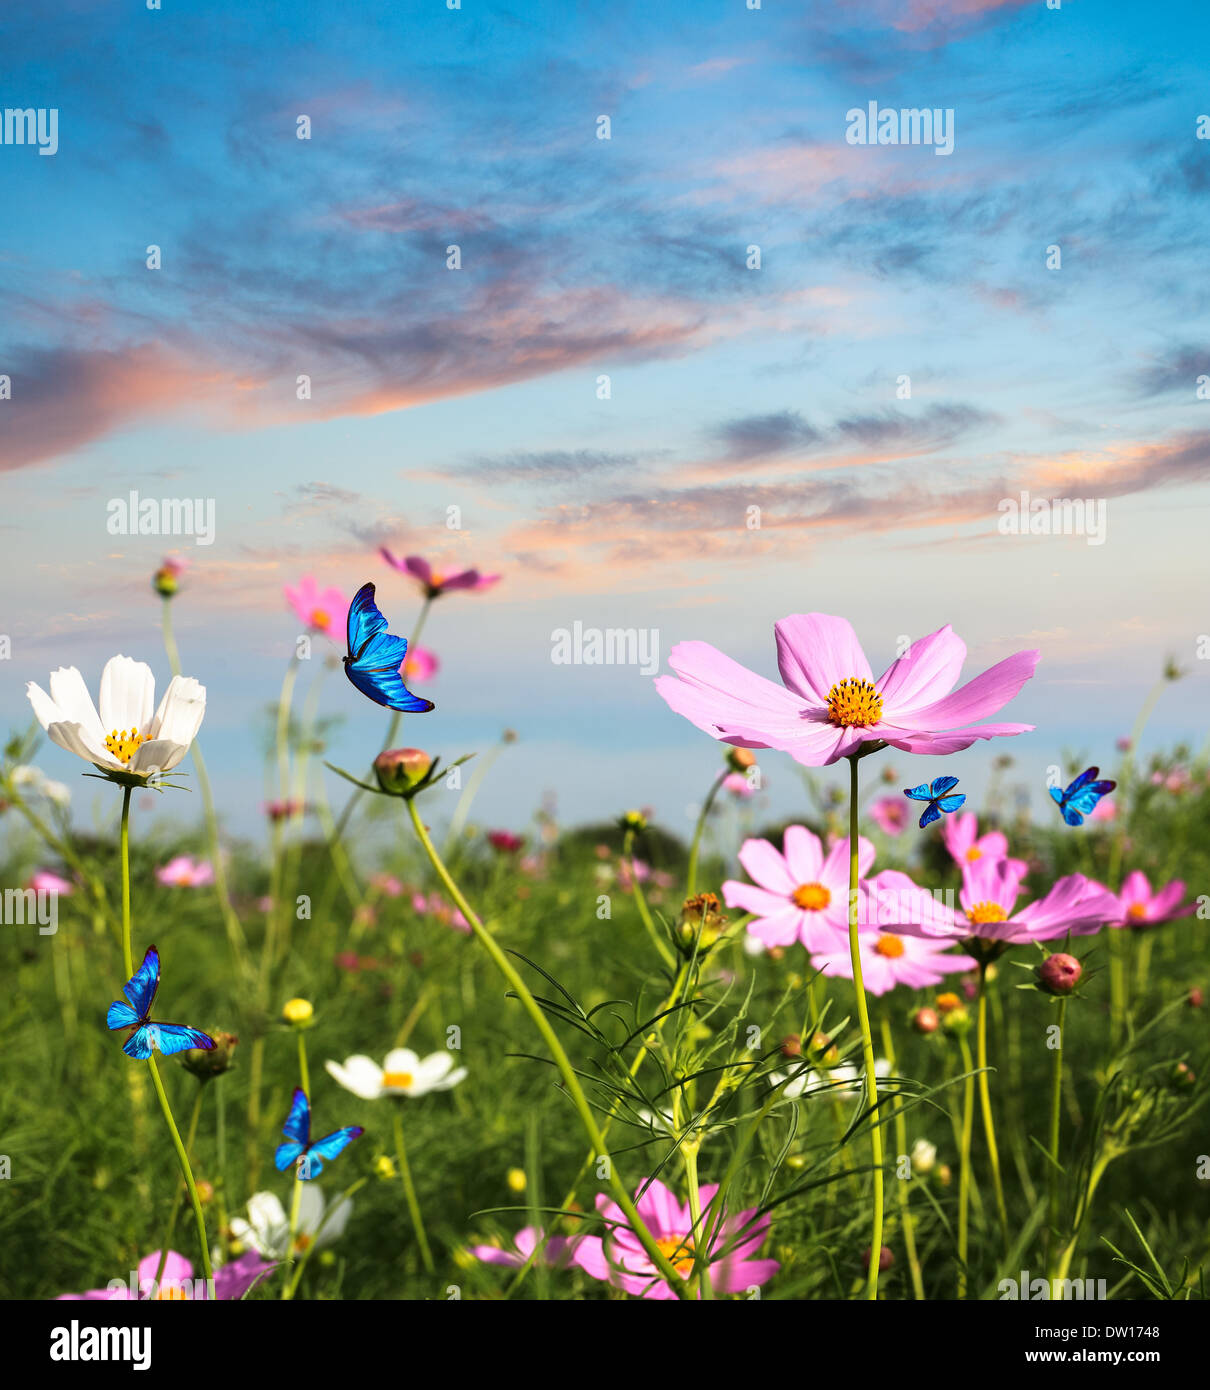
left=2, top=558, right=1207, bottom=1303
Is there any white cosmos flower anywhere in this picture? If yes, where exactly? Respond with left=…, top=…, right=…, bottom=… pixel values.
left=325, top=1047, right=467, bottom=1100
left=229, top=1187, right=351, bottom=1261
left=9, top=765, right=71, bottom=805
left=26, top=656, right=205, bottom=782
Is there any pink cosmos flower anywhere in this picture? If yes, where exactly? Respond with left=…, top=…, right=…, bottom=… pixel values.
left=722, top=771, right=756, bottom=799
left=57, top=1249, right=273, bottom=1301
left=1112, top=871, right=1195, bottom=929
left=868, top=796, right=907, bottom=836
left=470, top=1226, right=582, bottom=1270
left=370, top=873, right=404, bottom=898
left=868, top=861, right=1116, bottom=946
left=722, top=826, right=874, bottom=951
left=264, top=798, right=305, bottom=822
left=809, top=925, right=975, bottom=995
left=380, top=551, right=500, bottom=598
left=574, top=1178, right=778, bottom=1299
left=1089, top=797, right=1117, bottom=822
left=655, top=615, right=1039, bottom=766
left=487, top=830, right=524, bottom=853
left=30, top=869, right=73, bottom=895
left=402, top=645, right=439, bottom=682
left=940, top=812, right=1029, bottom=878
left=284, top=575, right=348, bottom=638
left=412, top=891, right=470, bottom=933
left=156, top=855, right=214, bottom=888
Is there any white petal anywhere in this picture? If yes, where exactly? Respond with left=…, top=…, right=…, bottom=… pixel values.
left=48, top=668, right=105, bottom=742
left=313, top=1192, right=352, bottom=1249
left=130, top=739, right=184, bottom=776
left=26, top=681, right=65, bottom=733
left=45, top=720, right=117, bottom=768
left=296, top=1183, right=325, bottom=1237
left=151, top=675, right=206, bottom=746
left=383, top=1048, right=420, bottom=1075
left=434, top=1066, right=467, bottom=1091
left=417, top=1051, right=453, bottom=1080
left=99, top=656, right=156, bottom=735
left=324, top=1056, right=384, bottom=1099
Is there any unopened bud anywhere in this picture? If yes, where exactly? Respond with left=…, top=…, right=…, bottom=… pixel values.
left=725, top=747, right=757, bottom=773
left=1038, top=953, right=1082, bottom=996
left=912, top=1007, right=939, bottom=1035
left=374, top=747, right=432, bottom=793
left=862, top=1245, right=894, bottom=1272
left=282, top=997, right=313, bottom=1025
left=181, top=1030, right=238, bottom=1080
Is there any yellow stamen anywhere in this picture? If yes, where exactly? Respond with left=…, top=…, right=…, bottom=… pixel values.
left=792, top=882, right=831, bottom=911
left=655, top=1235, right=696, bottom=1278
left=825, top=677, right=884, bottom=727
left=966, top=901, right=1008, bottom=925
left=965, top=846, right=982, bottom=862
left=874, top=934, right=905, bottom=958
left=104, top=728, right=145, bottom=764
left=382, top=1071, right=414, bottom=1090
left=936, top=992, right=960, bottom=1013
left=1127, top=902, right=1148, bottom=921
left=311, top=608, right=330, bottom=630
left=151, top=1283, right=189, bottom=1300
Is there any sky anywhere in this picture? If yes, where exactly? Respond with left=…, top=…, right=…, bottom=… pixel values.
left=2, top=0, right=1208, bottom=846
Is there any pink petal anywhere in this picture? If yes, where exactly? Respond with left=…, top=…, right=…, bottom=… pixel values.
left=774, top=614, right=873, bottom=702
left=882, top=649, right=1040, bottom=730
left=736, top=837, right=795, bottom=895
left=874, top=625, right=967, bottom=713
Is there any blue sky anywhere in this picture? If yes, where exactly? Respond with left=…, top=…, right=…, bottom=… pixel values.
left=2, top=0, right=1208, bottom=845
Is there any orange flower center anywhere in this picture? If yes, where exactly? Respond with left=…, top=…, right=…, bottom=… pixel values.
left=655, top=1235, right=696, bottom=1278
left=792, top=882, right=831, bottom=911
left=151, top=1283, right=189, bottom=1300
left=1127, top=902, right=1148, bottom=920
left=966, top=901, right=1008, bottom=925
left=382, top=1071, right=414, bottom=1089
left=825, top=677, right=884, bottom=728
left=104, top=728, right=145, bottom=764
left=965, top=846, right=982, bottom=862
left=311, top=608, right=330, bottom=630
left=936, top=992, right=960, bottom=1013
left=294, top=1233, right=313, bottom=1253
left=874, top=934, right=906, bottom=958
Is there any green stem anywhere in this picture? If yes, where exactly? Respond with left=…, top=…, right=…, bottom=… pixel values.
left=976, top=966, right=1010, bottom=1248
left=1045, top=997, right=1068, bottom=1275
left=282, top=1175, right=304, bottom=1300
left=286, top=1177, right=368, bottom=1298
left=393, top=1105, right=435, bottom=1275
left=686, top=769, right=727, bottom=898
left=957, top=1034, right=975, bottom=1298
left=846, top=754, right=883, bottom=1299
left=623, top=827, right=675, bottom=969
left=881, top=1014, right=924, bottom=1300
left=405, top=797, right=690, bottom=1297
left=154, top=1084, right=204, bottom=1284
left=120, top=786, right=133, bottom=978
left=147, top=1057, right=213, bottom=1287
left=683, top=1144, right=713, bottom=1299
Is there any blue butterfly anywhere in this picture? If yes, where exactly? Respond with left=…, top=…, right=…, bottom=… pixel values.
left=106, top=945, right=215, bottom=1061
left=275, top=1088, right=363, bottom=1180
left=1050, top=766, right=1116, bottom=827
left=903, top=775, right=966, bottom=829
left=343, top=582, right=435, bottom=714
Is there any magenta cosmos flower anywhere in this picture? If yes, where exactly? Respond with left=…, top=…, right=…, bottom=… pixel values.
left=402, top=645, right=439, bottom=682
left=869, top=796, right=908, bottom=836
left=57, top=1249, right=273, bottom=1300
left=940, top=812, right=1028, bottom=877
left=722, top=826, right=874, bottom=951
left=574, top=1179, right=778, bottom=1299
left=655, top=615, right=1039, bottom=766
left=809, top=921, right=975, bottom=995
left=284, top=576, right=348, bottom=637
left=30, top=869, right=73, bottom=895
left=156, top=855, right=214, bottom=888
left=469, top=1226, right=582, bottom=1270
left=380, top=550, right=500, bottom=598
left=1111, top=871, right=1195, bottom=929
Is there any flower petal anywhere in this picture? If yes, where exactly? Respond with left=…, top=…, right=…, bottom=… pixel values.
left=99, top=656, right=156, bottom=735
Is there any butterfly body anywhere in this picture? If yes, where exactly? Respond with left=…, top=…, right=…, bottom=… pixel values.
left=275, top=1087, right=363, bottom=1180
left=343, top=582, right=435, bottom=714
left=106, top=946, right=215, bottom=1060
left=903, top=775, right=966, bottom=829
left=1050, top=766, right=1116, bottom=826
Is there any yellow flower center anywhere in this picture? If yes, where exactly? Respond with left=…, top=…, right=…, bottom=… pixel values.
left=151, top=1283, right=189, bottom=1300
left=1127, top=902, right=1148, bottom=920
left=825, top=678, right=884, bottom=727
left=294, top=1233, right=313, bottom=1253
left=792, top=882, right=831, bottom=911
left=104, top=728, right=145, bottom=764
left=430, top=571, right=444, bottom=588
left=936, top=992, right=960, bottom=1013
left=311, top=608, right=330, bottom=630
left=966, top=901, right=1008, bottom=925
left=965, top=846, right=982, bottom=862
left=382, top=1071, right=414, bottom=1089
left=655, top=1235, right=696, bottom=1278
left=874, top=934, right=906, bottom=958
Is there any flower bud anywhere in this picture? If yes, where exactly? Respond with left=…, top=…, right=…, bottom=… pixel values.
left=506, top=1168, right=527, bottom=1193
left=806, top=1032, right=840, bottom=1066
left=941, top=1004, right=972, bottom=1036
left=862, top=1245, right=894, bottom=1272
left=374, top=747, right=432, bottom=793
left=152, top=556, right=185, bottom=598
left=1037, top=953, right=1082, bottom=996
left=375, top=1155, right=398, bottom=1181
left=282, top=997, right=313, bottom=1025
left=1171, top=1061, right=1196, bottom=1090
left=780, top=1033, right=802, bottom=1058
left=677, top=892, right=728, bottom=948
left=911, top=1007, right=939, bottom=1035
left=936, top=1163, right=952, bottom=1187
left=935, top=992, right=961, bottom=1015
left=620, top=809, right=647, bottom=832
left=910, top=1138, right=936, bottom=1175
left=195, top=1180, right=215, bottom=1205
left=181, top=1030, right=238, bottom=1080
left=1188, top=987, right=1204, bottom=1009
left=725, top=747, right=757, bottom=773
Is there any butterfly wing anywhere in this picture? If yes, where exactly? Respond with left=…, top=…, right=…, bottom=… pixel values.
left=936, top=793, right=966, bottom=814
left=307, top=1126, right=364, bottom=1169
left=344, top=584, right=436, bottom=714
left=1064, top=767, right=1098, bottom=797
left=122, top=1025, right=155, bottom=1061
left=122, top=945, right=161, bottom=1021
left=904, top=783, right=933, bottom=802
left=1061, top=802, right=1086, bottom=827
left=149, top=1023, right=216, bottom=1057
left=1064, top=782, right=1115, bottom=820
left=918, top=801, right=942, bottom=829
left=275, top=1142, right=306, bottom=1173
left=929, top=775, right=960, bottom=798
left=346, top=583, right=387, bottom=661
left=345, top=656, right=435, bottom=714
left=281, top=1087, right=311, bottom=1147
left=107, top=1000, right=141, bottom=1030
left=1049, top=786, right=1065, bottom=807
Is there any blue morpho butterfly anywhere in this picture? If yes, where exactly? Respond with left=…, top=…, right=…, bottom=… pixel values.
left=1051, top=766, right=1116, bottom=826
left=275, top=1088, right=364, bottom=1181
left=106, top=945, right=215, bottom=1060
left=903, top=775, right=966, bottom=829
left=343, top=582, right=435, bottom=714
